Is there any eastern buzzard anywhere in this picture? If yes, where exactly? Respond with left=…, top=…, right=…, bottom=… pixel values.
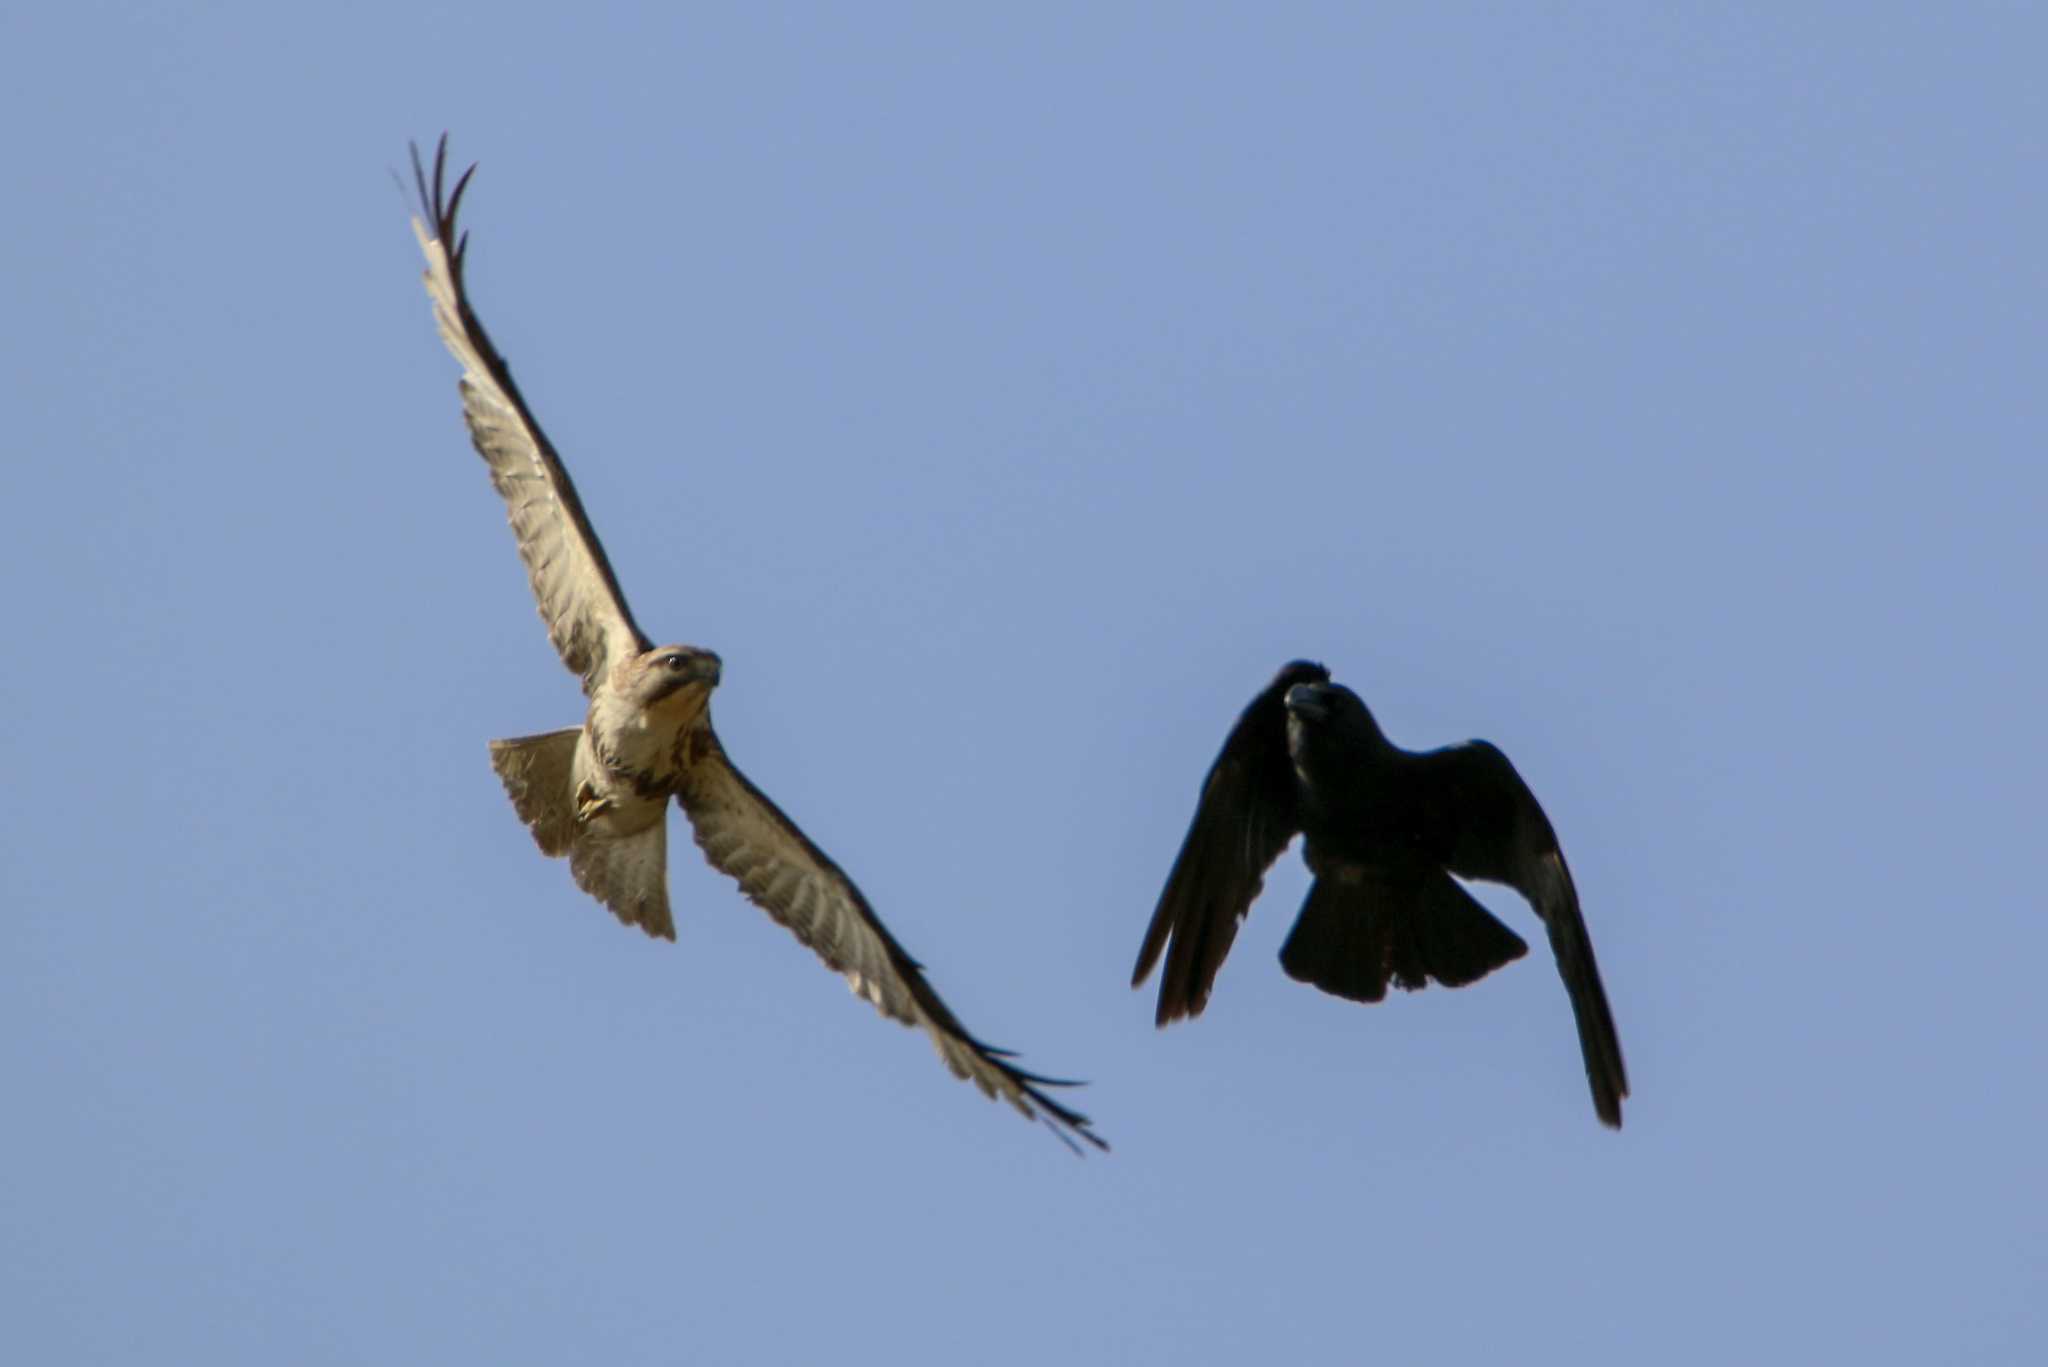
left=409, top=138, right=1102, bottom=1150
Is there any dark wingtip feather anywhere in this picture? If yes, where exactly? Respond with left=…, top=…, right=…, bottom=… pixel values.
left=409, top=133, right=478, bottom=276
left=446, top=162, right=477, bottom=236
left=1028, top=1086, right=1110, bottom=1154
left=1533, top=855, right=1629, bottom=1129
left=407, top=137, right=432, bottom=220
left=956, top=1037, right=1108, bottom=1153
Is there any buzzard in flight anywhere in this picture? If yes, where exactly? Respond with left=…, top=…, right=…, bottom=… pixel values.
left=1132, top=661, right=1628, bottom=1128
left=408, top=137, right=1102, bottom=1150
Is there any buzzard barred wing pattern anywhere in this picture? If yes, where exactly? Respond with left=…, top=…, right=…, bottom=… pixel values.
left=410, top=137, right=652, bottom=697
left=676, top=731, right=1106, bottom=1151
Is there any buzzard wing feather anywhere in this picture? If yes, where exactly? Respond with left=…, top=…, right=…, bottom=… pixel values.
left=410, top=137, right=651, bottom=695
left=677, top=728, right=1106, bottom=1152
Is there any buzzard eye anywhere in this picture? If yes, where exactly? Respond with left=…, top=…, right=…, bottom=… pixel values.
left=665, top=654, right=686, bottom=670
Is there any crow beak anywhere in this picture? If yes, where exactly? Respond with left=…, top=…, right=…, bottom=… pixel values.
left=1284, top=683, right=1330, bottom=721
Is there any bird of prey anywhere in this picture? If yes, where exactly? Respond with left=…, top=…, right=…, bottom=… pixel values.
left=1132, top=661, right=1629, bottom=1128
left=407, top=137, right=1102, bottom=1151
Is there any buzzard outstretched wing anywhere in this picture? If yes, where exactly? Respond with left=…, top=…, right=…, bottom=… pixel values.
left=678, top=729, right=1106, bottom=1152
left=411, top=136, right=651, bottom=695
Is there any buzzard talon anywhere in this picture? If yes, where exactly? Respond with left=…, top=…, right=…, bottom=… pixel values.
left=407, top=134, right=1103, bottom=1153
left=574, top=783, right=613, bottom=823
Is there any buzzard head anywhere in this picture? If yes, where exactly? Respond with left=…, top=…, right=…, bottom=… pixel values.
left=629, top=645, right=723, bottom=712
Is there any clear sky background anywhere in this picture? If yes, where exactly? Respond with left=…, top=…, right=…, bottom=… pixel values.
left=5, top=3, right=2042, bottom=1363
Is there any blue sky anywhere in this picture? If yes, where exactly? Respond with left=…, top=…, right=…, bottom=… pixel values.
left=5, top=3, right=2043, bottom=1362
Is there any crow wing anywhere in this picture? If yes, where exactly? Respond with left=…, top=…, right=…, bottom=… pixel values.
left=1133, top=660, right=1329, bottom=1025
left=676, top=726, right=1105, bottom=1152
left=411, top=137, right=652, bottom=696
left=1410, top=741, right=1630, bottom=1128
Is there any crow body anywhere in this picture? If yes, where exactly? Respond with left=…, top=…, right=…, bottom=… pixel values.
left=1135, top=661, right=1629, bottom=1128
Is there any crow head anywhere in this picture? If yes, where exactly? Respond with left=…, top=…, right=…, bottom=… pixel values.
left=1284, top=679, right=1389, bottom=768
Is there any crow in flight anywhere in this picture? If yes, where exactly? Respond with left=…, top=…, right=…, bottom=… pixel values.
left=1132, top=661, right=1628, bottom=1127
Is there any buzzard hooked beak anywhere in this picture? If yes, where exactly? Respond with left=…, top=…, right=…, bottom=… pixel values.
left=650, top=650, right=721, bottom=700
left=1284, top=683, right=1332, bottom=722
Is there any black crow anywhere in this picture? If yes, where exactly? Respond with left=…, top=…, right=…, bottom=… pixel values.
left=1133, top=661, right=1628, bottom=1128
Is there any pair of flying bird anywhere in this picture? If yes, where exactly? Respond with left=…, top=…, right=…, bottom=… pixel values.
left=407, top=138, right=1628, bottom=1150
